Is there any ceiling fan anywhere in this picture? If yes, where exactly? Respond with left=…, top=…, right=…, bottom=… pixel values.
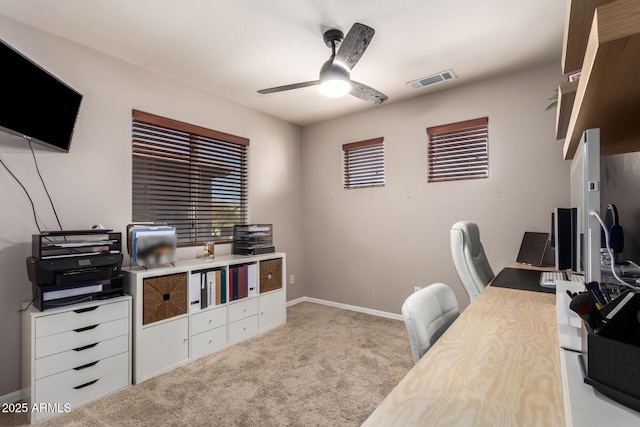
left=257, top=23, right=388, bottom=105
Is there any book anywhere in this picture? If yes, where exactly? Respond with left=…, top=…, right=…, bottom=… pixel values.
left=215, top=269, right=222, bottom=305
left=221, top=268, right=227, bottom=303
left=248, top=263, right=258, bottom=297
left=206, top=270, right=216, bottom=307
left=189, top=271, right=202, bottom=313
left=239, top=264, right=248, bottom=299
left=231, top=266, right=239, bottom=301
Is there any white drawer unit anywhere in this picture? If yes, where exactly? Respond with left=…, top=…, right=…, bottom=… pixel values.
left=21, top=296, right=132, bottom=424
left=191, top=325, right=228, bottom=359
left=123, top=253, right=287, bottom=384
left=35, top=301, right=129, bottom=338
left=229, top=297, right=258, bottom=323
left=191, top=306, right=227, bottom=336
left=229, top=315, right=259, bottom=345
left=35, top=317, right=128, bottom=359
left=35, top=335, right=129, bottom=380
left=190, top=306, right=228, bottom=360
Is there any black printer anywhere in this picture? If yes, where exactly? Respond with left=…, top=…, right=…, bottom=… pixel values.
left=27, top=230, right=124, bottom=310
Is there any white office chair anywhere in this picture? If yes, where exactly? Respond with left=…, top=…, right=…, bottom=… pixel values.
left=450, top=221, right=495, bottom=303
left=402, top=283, right=460, bottom=363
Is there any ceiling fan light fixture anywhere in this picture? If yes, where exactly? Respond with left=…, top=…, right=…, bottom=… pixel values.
left=318, top=59, right=351, bottom=98
left=319, top=78, right=351, bottom=98
left=258, top=23, right=387, bottom=104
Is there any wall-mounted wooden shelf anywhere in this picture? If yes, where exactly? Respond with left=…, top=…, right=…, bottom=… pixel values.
left=562, top=0, right=616, bottom=75
left=555, top=80, right=578, bottom=140
left=563, top=0, right=640, bottom=160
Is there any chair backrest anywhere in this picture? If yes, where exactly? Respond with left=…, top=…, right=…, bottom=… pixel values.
left=450, top=221, right=495, bottom=303
left=401, top=283, right=460, bottom=363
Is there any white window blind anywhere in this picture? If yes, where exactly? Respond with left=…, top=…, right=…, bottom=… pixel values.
left=343, top=137, right=385, bottom=189
left=132, top=110, right=249, bottom=246
left=427, top=117, right=488, bottom=182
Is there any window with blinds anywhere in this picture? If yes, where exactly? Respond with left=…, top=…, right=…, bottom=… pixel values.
left=427, top=117, right=489, bottom=182
left=343, top=137, right=385, bottom=189
left=132, top=110, right=249, bottom=246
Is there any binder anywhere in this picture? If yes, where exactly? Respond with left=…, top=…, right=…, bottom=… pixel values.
left=221, top=268, right=227, bottom=303
left=206, top=270, right=216, bottom=307
left=200, top=274, right=208, bottom=310
left=239, top=265, right=248, bottom=299
left=189, top=271, right=202, bottom=313
left=215, top=270, right=222, bottom=305
left=231, top=266, right=239, bottom=301
left=248, top=263, right=258, bottom=297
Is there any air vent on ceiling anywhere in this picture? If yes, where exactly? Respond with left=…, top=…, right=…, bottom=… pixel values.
left=408, top=69, right=456, bottom=89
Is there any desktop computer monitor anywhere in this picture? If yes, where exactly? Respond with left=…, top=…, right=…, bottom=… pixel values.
left=582, top=128, right=601, bottom=283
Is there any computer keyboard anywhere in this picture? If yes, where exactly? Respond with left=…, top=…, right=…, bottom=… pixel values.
left=570, top=273, right=585, bottom=284
left=540, top=271, right=585, bottom=288
left=540, top=271, right=566, bottom=288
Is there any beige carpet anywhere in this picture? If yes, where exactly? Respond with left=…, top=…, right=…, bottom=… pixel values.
left=2, top=302, right=413, bottom=426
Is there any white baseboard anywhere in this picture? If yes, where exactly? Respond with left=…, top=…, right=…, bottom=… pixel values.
left=286, top=297, right=306, bottom=307
left=0, top=390, right=21, bottom=405
left=287, top=296, right=402, bottom=321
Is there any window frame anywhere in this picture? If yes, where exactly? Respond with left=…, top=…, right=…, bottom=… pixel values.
left=426, top=117, right=489, bottom=183
left=131, top=110, right=249, bottom=247
left=342, top=137, right=385, bottom=189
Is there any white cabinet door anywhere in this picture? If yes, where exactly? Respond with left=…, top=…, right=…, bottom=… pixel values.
left=258, top=290, right=286, bottom=332
left=141, top=317, right=188, bottom=380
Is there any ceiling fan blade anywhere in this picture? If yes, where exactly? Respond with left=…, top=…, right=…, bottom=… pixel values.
left=257, top=80, right=319, bottom=94
left=350, top=81, right=388, bottom=105
left=336, top=23, right=375, bottom=70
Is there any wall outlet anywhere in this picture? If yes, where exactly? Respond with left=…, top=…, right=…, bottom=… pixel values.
left=414, top=286, right=421, bottom=293
left=290, top=274, right=295, bottom=285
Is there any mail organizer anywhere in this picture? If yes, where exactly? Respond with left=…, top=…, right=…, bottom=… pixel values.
left=260, top=258, right=282, bottom=293
left=580, top=290, right=640, bottom=412
left=143, top=272, right=187, bottom=325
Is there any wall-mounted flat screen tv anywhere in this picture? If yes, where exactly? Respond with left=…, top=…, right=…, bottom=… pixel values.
left=0, top=39, right=83, bottom=152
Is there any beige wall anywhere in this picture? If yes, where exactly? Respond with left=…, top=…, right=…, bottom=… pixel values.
left=0, top=16, right=304, bottom=397
left=0, top=16, right=573, bottom=400
left=302, top=62, right=570, bottom=314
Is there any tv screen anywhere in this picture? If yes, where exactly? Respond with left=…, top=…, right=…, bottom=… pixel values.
left=0, top=39, right=82, bottom=152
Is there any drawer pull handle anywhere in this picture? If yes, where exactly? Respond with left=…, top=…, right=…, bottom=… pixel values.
left=73, top=306, right=99, bottom=314
left=74, top=379, right=99, bottom=390
left=74, top=324, right=99, bottom=333
left=73, top=342, right=99, bottom=352
left=74, top=361, right=99, bottom=371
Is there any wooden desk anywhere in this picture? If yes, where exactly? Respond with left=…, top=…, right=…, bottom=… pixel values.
left=363, top=285, right=565, bottom=427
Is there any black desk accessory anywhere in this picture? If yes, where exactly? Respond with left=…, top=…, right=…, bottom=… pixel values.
left=579, top=290, right=640, bottom=412
left=490, top=268, right=555, bottom=294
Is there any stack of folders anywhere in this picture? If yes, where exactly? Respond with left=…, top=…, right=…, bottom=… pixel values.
left=189, top=268, right=227, bottom=313
left=228, top=263, right=259, bottom=303
left=127, top=223, right=177, bottom=267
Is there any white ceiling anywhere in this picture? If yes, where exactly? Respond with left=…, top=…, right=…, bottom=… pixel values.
left=0, top=0, right=566, bottom=126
